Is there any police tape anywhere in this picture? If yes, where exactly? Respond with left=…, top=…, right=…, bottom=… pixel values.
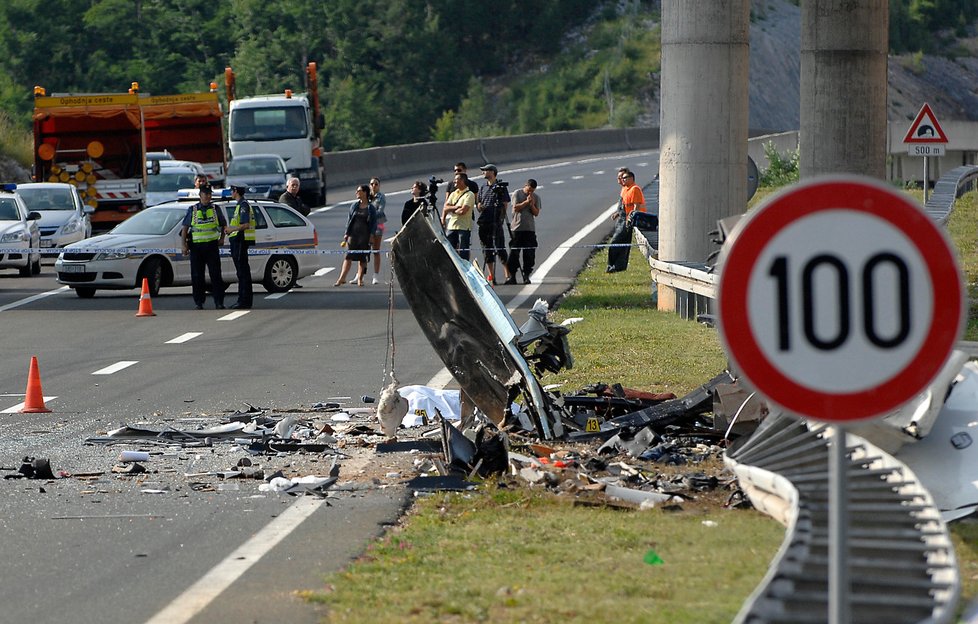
left=0, top=242, right=644, bottom=257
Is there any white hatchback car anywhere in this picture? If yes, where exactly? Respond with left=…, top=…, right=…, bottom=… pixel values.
left=0, top=186, right=42, bottom=276
left=15, top=182, right=93, bottom=250
left=55, top=196, right=320, bottom=298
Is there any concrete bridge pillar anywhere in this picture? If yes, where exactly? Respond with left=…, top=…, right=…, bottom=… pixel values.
left=658, top=0, right=750, bottom=311
left=800, top=1, right=888, bottom=179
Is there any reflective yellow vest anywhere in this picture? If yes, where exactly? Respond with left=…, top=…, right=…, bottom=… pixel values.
left=191, top=205, right=220, bottom=243
left=230, top=201, right=256, bottom=242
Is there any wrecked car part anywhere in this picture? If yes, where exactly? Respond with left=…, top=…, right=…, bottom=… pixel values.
left=598, top=426, right=660, bottom=457
left=570, top=371, right=736, bottom=440
left=516, top=299, right=574, bottom=375
left=390, top=205, right=561, bottom=438
left=725, top=412, right=959, bottom=624
left=604, top=484, right=673, bottom=507
left=4, top=457, right=56, bottom=480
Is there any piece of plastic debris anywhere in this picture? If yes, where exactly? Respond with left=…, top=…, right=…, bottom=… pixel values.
left=702, top=520, right=718, bottom=528
left=331, top=412, right=351, bottom=422
left=118, top=451, right=150, bottom=463
left=643, top=549, right=664, bottom=565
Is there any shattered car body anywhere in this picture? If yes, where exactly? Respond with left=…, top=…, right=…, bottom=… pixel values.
left=390, top=206, right=565, bottom=438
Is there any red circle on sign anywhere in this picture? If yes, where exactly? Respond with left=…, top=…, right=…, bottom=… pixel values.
left=718, top=176, right=963, bottom=422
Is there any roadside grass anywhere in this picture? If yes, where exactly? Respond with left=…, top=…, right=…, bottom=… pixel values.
left=309, top=202, right=978, bottom=622
left=946, top=191, right=978, bottom=340
left=311, top=485, right=784, bottom=624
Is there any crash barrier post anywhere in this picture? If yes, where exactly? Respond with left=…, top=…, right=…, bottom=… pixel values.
left=21, top=355, right=51, bottom=414
left=135, top=277, right=156, bottom=317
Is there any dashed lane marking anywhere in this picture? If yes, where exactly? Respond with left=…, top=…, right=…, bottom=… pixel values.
left=217, top=311, right=250, bottom=321
left=2, top=396, right=57, bottom=413
left=166, top=332, right=202, bottom=344
left=92, top=361, right=138, bottom=375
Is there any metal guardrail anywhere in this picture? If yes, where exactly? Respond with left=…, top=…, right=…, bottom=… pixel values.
left=725, top=413, right=960, bottom=624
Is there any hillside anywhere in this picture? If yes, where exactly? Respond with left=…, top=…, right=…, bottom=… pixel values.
left=749, top=0, right=978, bottom=130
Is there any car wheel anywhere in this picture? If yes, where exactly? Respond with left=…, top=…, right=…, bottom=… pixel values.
left=138, top=257, right=164, bottom=297
left=262, top=255, right=298, bottom=292
left=75, top=287, right=96, bottom=298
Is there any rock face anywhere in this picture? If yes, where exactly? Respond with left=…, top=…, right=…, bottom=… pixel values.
left=0, top=156, right=29, bottom=183
left=747, top=0, right=978, bottom=131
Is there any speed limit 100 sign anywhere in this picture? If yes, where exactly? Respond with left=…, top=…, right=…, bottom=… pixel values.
left=717, top=176, right=964, bottom=422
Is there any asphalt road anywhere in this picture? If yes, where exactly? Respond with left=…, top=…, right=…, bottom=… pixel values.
left=0, top=150, right=657, bottom=623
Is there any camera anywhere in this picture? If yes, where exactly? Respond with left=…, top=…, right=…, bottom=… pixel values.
left=496, top=180, right=509, bottom=188
left=427, top=175, right=444, bottom=208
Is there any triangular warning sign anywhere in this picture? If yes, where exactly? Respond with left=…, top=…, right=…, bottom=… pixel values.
left=903, top=103, right=948, bottom=144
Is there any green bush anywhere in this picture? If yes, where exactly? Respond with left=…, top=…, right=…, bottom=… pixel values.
left=758, top=141, right=799, bottom=187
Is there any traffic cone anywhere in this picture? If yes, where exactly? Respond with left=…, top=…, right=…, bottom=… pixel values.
left=136, top=277, right=156, bottom=317
left=22, top=356, right=51, bottom=414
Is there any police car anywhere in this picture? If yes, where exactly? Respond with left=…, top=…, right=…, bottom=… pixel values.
left=0, top=184, right=42, bottom=276
left=54, top=189, right=320, bottom=298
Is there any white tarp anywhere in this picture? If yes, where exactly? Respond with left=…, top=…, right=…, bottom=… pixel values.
left=397, top=385, right=461, bottom=427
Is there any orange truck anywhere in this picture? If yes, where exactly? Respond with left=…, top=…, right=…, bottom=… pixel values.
left=32, top=83, right=227, bottom=230
left=32, top=88, right=145, bottom=230
left=141, top=89, right=226, bottom=186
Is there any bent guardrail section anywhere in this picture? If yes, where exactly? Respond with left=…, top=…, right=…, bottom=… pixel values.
left=725, top=413, right=960, bottom=624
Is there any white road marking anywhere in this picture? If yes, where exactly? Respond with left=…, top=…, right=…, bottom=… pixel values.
left=144, top=496, right=325, bottom=624
left=0, top=286, right=70, bottom=312
left=572, top=175, right=584, bottom=180
left=166, top=332, right=202, bottom=344
left=93, top=361, right=138, bottom=375
left=551, top=180, right=565, bottom=185
left=2, top=397, right=57, bottom=413
left=313, top=267, right=336, bottom=277
left=265, top=292, right=287, bottom=300
left=217, top=311, right=250, bottom=321
left=426, top=200, right=618, bottom=389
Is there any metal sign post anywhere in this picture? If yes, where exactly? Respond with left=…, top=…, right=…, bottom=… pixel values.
left=829, top=424, right=850, bottom=623
left=717, top=175, right=963, bottom=623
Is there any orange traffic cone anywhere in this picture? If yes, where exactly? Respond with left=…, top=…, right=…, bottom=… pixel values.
left=136, top=277, right=156, bottom=317
left=22, top=355, right=51, bottom=414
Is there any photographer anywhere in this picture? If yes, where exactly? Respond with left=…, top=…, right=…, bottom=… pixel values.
left=401, top=180, right=429, bottom=226
left=476, top=164, right=511, bottom=285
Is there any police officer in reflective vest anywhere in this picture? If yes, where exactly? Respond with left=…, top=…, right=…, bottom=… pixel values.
left=180, top=184, right=226, bottom=310
left=225, top=184, right=255, bottom=309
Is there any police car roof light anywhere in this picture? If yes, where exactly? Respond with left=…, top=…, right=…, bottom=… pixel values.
left=1, top=183, right=17, bottom=192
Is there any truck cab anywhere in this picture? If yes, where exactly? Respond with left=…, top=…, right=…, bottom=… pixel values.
left=225, top=64, right=326, bottom=206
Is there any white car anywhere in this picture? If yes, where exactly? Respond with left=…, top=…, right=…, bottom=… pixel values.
left=15, top=182, right=93, bottom=249
left=0, top=186, right=41, bottom=276
left=55, top=196, right=321, bottom=298
left=145, top=161, right=206, bottom=206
